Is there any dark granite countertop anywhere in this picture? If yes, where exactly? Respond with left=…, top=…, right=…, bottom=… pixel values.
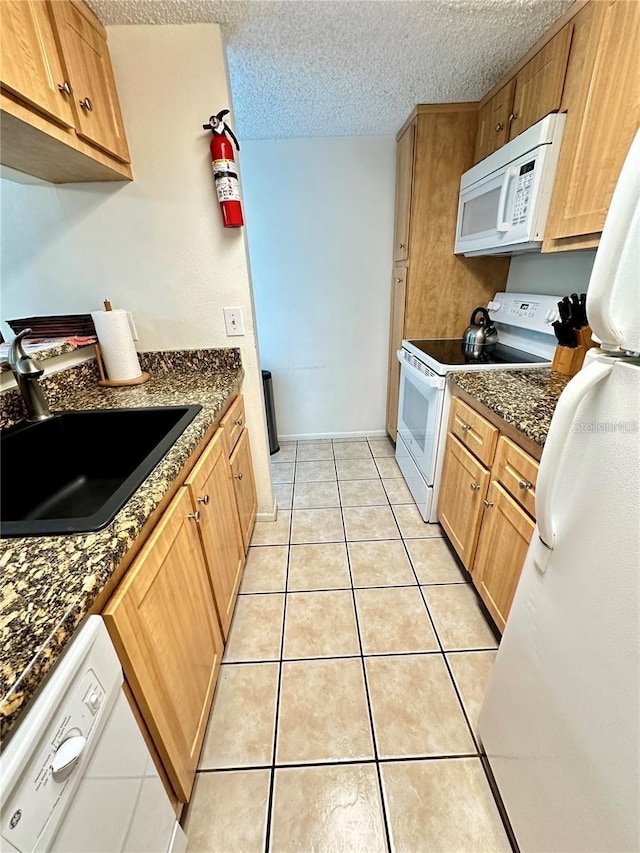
left=0, top=338, right=96, bottom=373
left=448, top=368, right=570, bottom=446
left=0, top=348, right=243, bottom=742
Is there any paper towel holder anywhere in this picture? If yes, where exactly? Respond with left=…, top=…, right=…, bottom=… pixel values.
left=94, top=299, right=150, bottom=387
left=95, top=343, right=150, bottom=387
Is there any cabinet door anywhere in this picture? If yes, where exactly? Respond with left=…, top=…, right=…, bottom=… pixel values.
left=0, top=0, right=74, bottom=127
left=544, top=0, right=640, bottom=247
left=230, top=428, right=258, bottom=553
left=473, top=481, right=535, bottom=632
left=393, top=123, right=415, bottom=262
left=385, top=267, right=407, bottom=440
left=437, top=434, right=489, bottom=570
left=474, top=80, right=515, bottom=163
left=50, top=0, right=130, bottom=162
left=186, top=429, right=245, bottom=637
left=103, top=487, right=223, bottom=803
left=508, top=23, right=573, bottom=139
left=449, top=396, right=499, bottom=468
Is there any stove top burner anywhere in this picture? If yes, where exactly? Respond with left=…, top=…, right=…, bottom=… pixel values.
left=407, top=338, right=547, bottom=367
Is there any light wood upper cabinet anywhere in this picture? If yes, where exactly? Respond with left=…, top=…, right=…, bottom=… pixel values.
left=0, top=0, right=75, bottom=127
left=393, top=123, right=415, bottom=262
left=508, top=24, right=573, bottom=140
left=385, top=267, right=407, bottom=439
left=230, top=428, right=258, bottom=553
left=473, top=480, right=535, bottom=631
left=474, top=80, right=514, bottom=164
left=543, top=0, right=640, bottom=250
left=185, top=429, right=244, bottom=638
left=49, top=0, right=130, bottom=162
left=437, top=434, right=489, bottom=570
left=103, top=487, right=224, bottom=803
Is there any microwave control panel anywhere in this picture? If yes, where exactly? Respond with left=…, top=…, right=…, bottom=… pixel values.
left=512, top=161, right=535, bottom=225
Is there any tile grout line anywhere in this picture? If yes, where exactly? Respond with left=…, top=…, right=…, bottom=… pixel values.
left=337, top=437, right=394, bottom=853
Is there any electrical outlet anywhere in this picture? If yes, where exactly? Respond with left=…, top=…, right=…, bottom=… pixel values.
left=224, top=307, right=245, bottom=336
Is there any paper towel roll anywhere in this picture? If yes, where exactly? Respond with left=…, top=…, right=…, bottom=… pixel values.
left=91, top=309, right=142, bottom=381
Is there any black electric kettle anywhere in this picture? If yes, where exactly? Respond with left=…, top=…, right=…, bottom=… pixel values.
left=462, top=307, right=498, bottom=358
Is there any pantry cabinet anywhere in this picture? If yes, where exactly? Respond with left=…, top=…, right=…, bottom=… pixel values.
left=185, top=429, right=244, bottom=638
left=103, top=487, right=224, bottom=803
left=543, top=0, right=640, bottom=251
left=437, top=394, right=541, bottom=631
left=0, top=0, right=132, bottom=182
left=385, top=104, right=510, bottom=439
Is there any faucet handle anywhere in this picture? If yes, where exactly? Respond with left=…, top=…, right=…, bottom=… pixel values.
left=8, top=329, right=44, bottom=377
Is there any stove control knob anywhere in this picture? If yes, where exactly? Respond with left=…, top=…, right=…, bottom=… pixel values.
left=487, top=300, right=502, bottom=312
left=545, top=309, right=559, bottom=323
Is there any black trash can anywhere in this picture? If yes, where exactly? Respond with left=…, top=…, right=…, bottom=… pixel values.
left=262, top=369, right=280, bottom=455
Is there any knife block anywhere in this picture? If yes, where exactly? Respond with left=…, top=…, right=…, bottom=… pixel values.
left=551, top=326, right=596, bottom=377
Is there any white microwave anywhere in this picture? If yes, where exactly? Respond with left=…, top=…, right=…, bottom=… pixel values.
left=454, top=113, right=566, bottom=257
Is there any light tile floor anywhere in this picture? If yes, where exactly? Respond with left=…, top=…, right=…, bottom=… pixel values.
left=184, top=437, right=510, bottom=852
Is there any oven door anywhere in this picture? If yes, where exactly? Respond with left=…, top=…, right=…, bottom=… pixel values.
left=396, top=351, right=445, bottom=485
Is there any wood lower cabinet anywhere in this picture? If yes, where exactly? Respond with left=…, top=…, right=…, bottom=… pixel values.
left=103, top=486, right=224, bottom=803
left=543, top=0, right=640, bottom=250
left=449, top=396, right=498, bottom=468
left=0, top=0, right=75, bottom=128
left=385, top=267, right=407, bottom=439
left=185, top=429, right=244, bottom=638
left=437, top=435, right=489, bottom=570
left=230, top=428, right=258, bottom=552
left=473, top=481, right=535, bottom=631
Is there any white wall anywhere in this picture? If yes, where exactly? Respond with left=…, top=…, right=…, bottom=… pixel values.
left=506, top=250, right=596, bottom=297
left=240, top=136, right=395, bottom=439
left=0, top=24, right=274, bottom=515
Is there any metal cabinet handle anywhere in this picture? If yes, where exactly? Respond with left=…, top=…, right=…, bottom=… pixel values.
left=395, top=278, right=402, bottom=284
left=483, top=499, right=494, bottom=508
left=79, top=97, right=93, bottom=111
left=197, top=494, right=210, bottom=505
left=58, top=81, right=73, bottom=95
left=187, top=510, right=201, bottom=522
left=495, top=122, right=504, bottom=132
left=509, top=113, right=518, bottom=122
left=470, top=482, right=480, bottom=492
left=460, top=422, right=471, bottom=432
left=518, top=479, right=533, bottom=491
left=235, top=472, right=243, bottom=480
left=235, top=417, right=243, bottom=426
left=398, top=243, right=405, bottom=249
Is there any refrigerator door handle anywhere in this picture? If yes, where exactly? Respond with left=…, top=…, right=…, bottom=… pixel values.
left=535, top=359, right=614, bottom=568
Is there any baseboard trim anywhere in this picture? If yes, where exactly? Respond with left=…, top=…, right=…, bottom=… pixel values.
left=278, top=429, right=387, bottom=441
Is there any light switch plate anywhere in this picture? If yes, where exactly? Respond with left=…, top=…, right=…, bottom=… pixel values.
left=224, top=307, right=245, bottom=336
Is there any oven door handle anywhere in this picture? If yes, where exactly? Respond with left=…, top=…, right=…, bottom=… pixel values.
left=397, top=350, right=446, bottom=389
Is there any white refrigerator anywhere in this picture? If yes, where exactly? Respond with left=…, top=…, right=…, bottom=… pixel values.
left=478, top=130, right=640, bottom=852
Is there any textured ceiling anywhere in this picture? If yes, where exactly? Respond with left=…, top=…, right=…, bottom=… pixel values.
left=89, top=0, right=573, bottom=139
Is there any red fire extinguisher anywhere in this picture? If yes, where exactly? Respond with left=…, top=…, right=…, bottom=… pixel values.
left=203, top=110, right=244, bottom=228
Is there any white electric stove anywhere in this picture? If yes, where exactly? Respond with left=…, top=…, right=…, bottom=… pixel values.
left=395, top=292, right=561, bottom=522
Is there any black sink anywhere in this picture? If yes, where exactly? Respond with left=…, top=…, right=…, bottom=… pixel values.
left=1, top=405, right=202, bottom=537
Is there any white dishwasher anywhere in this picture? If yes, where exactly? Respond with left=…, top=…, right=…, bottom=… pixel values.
left=1, top=616, right=186, bottom=853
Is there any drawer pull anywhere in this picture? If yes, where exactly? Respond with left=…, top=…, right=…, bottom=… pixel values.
left=495, top=122, right=504, bottom=132
left=58, top=81, right=73, bottom=95
left=187, top=510, right=201, bottom=522
left=469, top=482, right=480, bottom=492
left=518, top=479, right=533, bottom=491
left=197, top=494, right=210, bottom=505
left=79, top=97, right=93, bottom=111
left=235, top=472, right=244, bottom=480
left=460, top=422, right=471, bottom=432
left=235, top=417, right=244, bottom=426
left=483, top=499, right=494, bottom=509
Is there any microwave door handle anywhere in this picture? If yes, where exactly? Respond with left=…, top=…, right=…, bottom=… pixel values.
left=496, top=166, right=517, bottom=233
left=397, top=350, right=445, bottom=389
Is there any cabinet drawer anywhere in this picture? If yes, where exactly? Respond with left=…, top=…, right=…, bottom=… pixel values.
left=493, top=436, right=538, bottom=518
left=220, top=394, right=246, bottom=456
left=449, top=397, right=499, bottom=467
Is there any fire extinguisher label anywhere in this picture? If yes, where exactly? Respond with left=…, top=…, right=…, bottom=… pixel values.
left=213, top=159, right=241, bottom=202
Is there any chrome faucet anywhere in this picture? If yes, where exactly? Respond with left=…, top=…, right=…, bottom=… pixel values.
left=8, top=329, right=54, bottom=422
